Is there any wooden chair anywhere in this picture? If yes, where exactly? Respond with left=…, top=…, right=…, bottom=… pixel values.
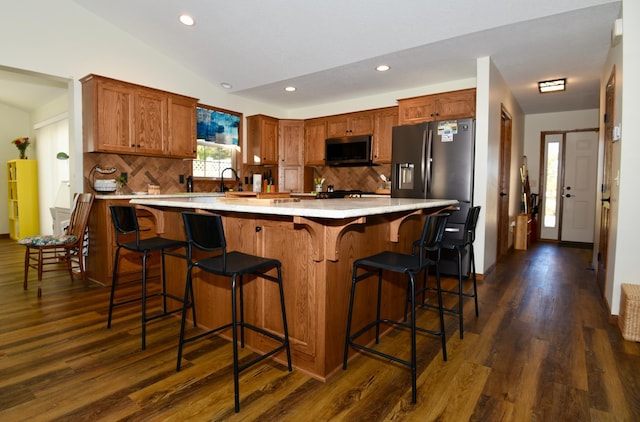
left=19, top=193, right=94, bottom=297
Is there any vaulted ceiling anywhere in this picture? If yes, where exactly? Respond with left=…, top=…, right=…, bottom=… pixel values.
left=1, top=1, right=622, bottom=114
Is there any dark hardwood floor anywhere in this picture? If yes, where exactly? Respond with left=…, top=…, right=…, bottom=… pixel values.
left=0, top=237, right=638, bottom=421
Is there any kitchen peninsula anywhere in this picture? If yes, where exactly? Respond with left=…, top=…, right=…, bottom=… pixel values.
left=127, top=195, right=457, bottom=380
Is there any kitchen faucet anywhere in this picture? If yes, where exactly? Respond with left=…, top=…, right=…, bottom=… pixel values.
left=219, top=167, right=239, bottom=192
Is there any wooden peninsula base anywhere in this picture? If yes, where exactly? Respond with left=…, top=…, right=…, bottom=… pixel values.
left=128, top=196, right=456, bottom=381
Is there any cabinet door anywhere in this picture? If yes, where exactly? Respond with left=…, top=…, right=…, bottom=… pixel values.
left=279, top=165, right=303, bottom=193
left=247, top=115, right=278, bottom=165
left=326, top=116, right=349, bottom=137
left=348, top=112, right=374, bottom=135
left=279, top=120, right=304, bottom=165
left=398, top=95, right=437, bottom=125
left=435, top=89, right=476, bottom=120
left=135, top=88, right=168, bottom=155
left=168, top=95, right=197, bottom=158
left=373, top=107, right=398, bottom=163
left=326, top=112, right=374, bottom=137
left=95, top=79, right=135, bottom=153
left=304, top=118, right=326, bottom=166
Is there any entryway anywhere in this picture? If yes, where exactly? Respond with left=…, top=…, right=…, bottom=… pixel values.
left=539, top=129, right=599, bottom=244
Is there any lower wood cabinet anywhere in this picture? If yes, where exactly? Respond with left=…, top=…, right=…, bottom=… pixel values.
left=86, top=198, right=162, bottom=286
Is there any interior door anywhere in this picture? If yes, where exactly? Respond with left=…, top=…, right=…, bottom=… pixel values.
left=497, top=106, right=512, bottom=259
left=560, top=131, right=598, bottom=242
left=597, top=69, right=615, bottom=295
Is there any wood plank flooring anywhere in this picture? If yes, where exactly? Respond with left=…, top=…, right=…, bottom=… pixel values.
left=0, top=238, right=638, bottom=421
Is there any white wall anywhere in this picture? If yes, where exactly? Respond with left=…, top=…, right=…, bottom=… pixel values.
left=608, top=0, right=640, bottom=315
left=0, top=103, right=31, bottom=234
left=475, top=57, right=525, bottom=274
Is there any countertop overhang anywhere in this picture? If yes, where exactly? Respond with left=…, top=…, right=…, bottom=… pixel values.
left=129, top=195, right=458, bottom=219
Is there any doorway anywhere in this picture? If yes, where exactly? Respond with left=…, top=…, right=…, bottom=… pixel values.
left=597, top=68, right=615, bottom=295
left=539, top=129, right=599, bottom=243
left=497, top=105, right=512, bottom=260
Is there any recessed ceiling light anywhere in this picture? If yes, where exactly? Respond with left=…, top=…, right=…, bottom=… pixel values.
left=538, top=78, right=566, bottom=93
left=285, top=86, right=296, bottom=92
left=179, top=14, right=195, bottom=26
left=220, top=82, right=232, bottom=89
left=376, top=65, right=390, bottom=72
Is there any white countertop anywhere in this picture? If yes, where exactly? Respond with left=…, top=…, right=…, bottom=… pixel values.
left=95, top=192, right=225, bottom=200
left=129, top=195, right=458, bottom=219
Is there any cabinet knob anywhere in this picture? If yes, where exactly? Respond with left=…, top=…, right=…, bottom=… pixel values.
left=255, top=226, right=262, bottom=232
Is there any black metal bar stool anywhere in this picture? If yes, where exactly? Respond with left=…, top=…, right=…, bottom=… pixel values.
left=177, top=212, right=292, bottom=413
left=343, top=212, right=449, bottom=404
left=107, top=205, right=193, bottom=350
left=412, top=206, right=481, bottom=339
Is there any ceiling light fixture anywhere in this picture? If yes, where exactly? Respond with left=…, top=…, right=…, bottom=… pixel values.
left=538, top=78, right=566, bottom=93
left=285, top=86, right=296, bottom=92
left=220, top=82, right=232, bottom=89
left=179, top=14, right=195, bottom=26
left=376, top=65, right=390, bottom=72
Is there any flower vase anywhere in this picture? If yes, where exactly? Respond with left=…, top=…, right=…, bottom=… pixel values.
left=19, top=150, right=27, bottom=160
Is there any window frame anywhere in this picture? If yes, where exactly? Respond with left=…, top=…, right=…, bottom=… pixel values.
left=194, top=103, right=243, bottom=180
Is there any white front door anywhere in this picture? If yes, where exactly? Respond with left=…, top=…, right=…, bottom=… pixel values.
left=560, top=131, right=598, bottom=242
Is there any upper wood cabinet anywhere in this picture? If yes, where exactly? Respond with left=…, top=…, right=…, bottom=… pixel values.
left=81, top=74, right=197, bottom=158
left=326, top=111, right=374, bottom=137
left=304, top=118, right=327, bottom=166
left=372, top=107, right=398, bottom=163
left=397, top=88, right=476, bottom=125
left=279, top=119, right=304, bottom=165
left=246, top=114, right=279, bottom=165
left=168, top=95, right=197, bottom=158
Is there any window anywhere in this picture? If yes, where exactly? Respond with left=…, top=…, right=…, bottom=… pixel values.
left=193, top=104, right=242, bottom=179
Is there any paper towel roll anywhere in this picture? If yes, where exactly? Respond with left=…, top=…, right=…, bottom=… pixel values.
left=253, top=174, right=262, bottom=192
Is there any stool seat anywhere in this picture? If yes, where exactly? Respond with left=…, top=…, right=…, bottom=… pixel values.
left=106, top=205, right=192, bottom=351
left=344, top=212, right=449, bottom=404
left=412, top=206, right=481, bottom=339
left=177, top=212, right=291, bottom=413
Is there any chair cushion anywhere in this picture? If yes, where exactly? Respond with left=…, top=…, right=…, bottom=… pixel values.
left=18, top=234, right=78, bottom=247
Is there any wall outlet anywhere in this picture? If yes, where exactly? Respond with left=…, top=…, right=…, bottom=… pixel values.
left=179, top=174, right=185, bottom=184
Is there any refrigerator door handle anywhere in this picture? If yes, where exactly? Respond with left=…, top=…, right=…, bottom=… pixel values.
left=424, top=127, right=432, bottom=194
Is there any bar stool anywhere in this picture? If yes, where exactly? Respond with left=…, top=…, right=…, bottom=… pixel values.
left=343, top=212, right=449, bottom=404
left=107, top=205, right=193, bottom=350
left=413, top=206, right=481, bottom=339
left=177, top=212, right=292, bottom=413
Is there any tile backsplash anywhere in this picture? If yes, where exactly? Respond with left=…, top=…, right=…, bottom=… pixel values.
left=83, top=153, right=192, bottom=194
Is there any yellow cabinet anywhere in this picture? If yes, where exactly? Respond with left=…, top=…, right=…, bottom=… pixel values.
left=6, top=159, right=39, bottom=240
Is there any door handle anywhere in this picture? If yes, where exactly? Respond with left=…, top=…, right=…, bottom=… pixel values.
left=562, top=194, right=572, bottom=198
left=499, top=192, right=507, bottom=197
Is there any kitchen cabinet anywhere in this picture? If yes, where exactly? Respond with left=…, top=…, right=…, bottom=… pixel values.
left=372, top=106, right=398, bottom=163
left=6, top=159, right=39, bottom=240
left=278, top=120, right=305, bottom=192
left=397, top=88, right=476, bottom=125
left=326, top=111, right=374, bottom=137
left=246, top=114, right=279, bottom=165
left=81, top=74, right=198, bottom=158
left=168, top=95, right=197, bottom=158
left=304, top=117, right=327, bottom=166
left=86, top=198, right=161, bottom=286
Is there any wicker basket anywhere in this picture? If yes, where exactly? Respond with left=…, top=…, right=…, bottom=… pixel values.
left=619, top=283, right=640, bottom=342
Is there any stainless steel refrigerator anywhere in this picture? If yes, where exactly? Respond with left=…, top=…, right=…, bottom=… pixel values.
left=391, top=118, right=475, bottom=275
